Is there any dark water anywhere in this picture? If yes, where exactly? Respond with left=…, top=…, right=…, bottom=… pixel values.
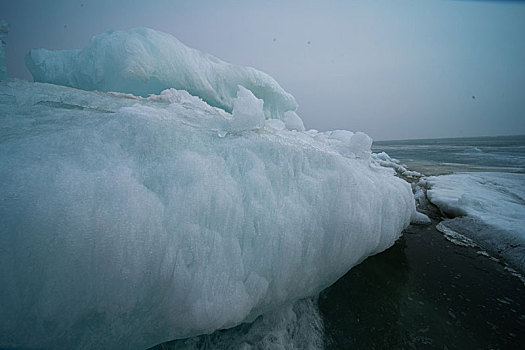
left=320, top=221, right=525, bottom=350
left=373, top=135, right=525, bottom=175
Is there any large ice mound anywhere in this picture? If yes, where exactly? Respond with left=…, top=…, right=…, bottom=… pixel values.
left=25, top=27, right=298, bottom=120
left=0, top=80, right=414, bottom=349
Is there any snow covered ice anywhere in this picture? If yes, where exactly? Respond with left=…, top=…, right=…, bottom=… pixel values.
left=426, top=172, right=525, bottom=271
left=1, top=27, right=415, bottom=350
left=25, top=27, right=298, bottom=120
left=426, top=172, right=525, bottom=239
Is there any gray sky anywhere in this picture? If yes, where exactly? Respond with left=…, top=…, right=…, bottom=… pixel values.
left=1, top=0, right=524, bottom=140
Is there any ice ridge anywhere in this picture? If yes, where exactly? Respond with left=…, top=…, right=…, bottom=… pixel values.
left=25, top=27, right=298, bottom=120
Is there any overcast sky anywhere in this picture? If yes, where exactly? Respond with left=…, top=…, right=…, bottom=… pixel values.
left=1, top=0, right=524, bottom=140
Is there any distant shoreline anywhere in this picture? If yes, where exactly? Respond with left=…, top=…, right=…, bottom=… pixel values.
left=373, top=134, right=525, bottom=144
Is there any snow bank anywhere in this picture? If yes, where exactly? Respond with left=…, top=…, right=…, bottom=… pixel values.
left=0, top=80, right=414, bottom=349
left=426, top=172, right=525, bottom=270
left=0, top=20, right=7, bottom=80
left=25, top=27, right=298, bottom=120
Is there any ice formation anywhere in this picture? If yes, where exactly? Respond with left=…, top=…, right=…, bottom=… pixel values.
left=1, top=26, right=417, bottom=350
left=283, top=111, right=305, bottom=131
left=0, top=20, right=8, bottom=80
left=426, top=172, right=525, bottom=231
left=164, top=297, right=324, bottom=349
left=25, top=27, right=298, bottom=120
left=0, top=79, right=415, bottom=349
left=426, top=172, right=525, bottom=271
left=372, top=152, right=421, bottom=179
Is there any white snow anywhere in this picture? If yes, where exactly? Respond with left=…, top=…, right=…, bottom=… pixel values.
left=0, top=20, right=7, bottom=80
left=24, top=27, right=298, bottom=120
left=0, top=79, right=415, bottom=349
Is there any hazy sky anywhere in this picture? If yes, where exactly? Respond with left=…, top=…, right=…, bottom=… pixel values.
left=1, top=0, right=524, bottom=140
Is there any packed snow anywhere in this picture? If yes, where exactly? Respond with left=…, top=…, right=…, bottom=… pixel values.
left=25, top=27, right=298, bottom=120
left=426, top=172, right=525, bottom=271
left=1, top=27, right=416, bottom=350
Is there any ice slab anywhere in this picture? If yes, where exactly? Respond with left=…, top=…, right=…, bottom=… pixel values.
left=25, top=27, right=298, bottom=120
left=0, top=80, right=414, bottom=349
left=426, top=172, right=525, bottom=271
left=283, top=111, right=305, bottom=131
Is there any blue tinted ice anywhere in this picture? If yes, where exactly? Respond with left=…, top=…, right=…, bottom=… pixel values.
left=0, top=80, right=415, bottom=349
left=25, top=27, right=298, bottom=120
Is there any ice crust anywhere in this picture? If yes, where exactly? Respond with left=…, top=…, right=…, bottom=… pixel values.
left=0, top=20, right=8, bottom=80
left=0, top=79, right=414, bottom=349
left=25, top=27, right=298, bottom=120
left=426, top=172, right=525, bottom=271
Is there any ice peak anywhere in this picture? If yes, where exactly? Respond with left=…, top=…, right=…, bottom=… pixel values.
left=25, top=27, right=298, bottom=120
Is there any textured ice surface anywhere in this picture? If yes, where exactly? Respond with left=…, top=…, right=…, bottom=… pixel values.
left=230, top=85, right=265, bottom=132
left=25, top=27, right=298, bottom=120
left=0, top=20, right=7, bottom=80
left=426, top=172, right=525, bottom=231
left=372, top=152, right=422, bottom=179
left=0, top=80, right=414, bottom=349
left=436, top=222, right=478, bottom=248
left=283, top=111, right=305, bottom=132
left=427, top=172, right=525, bottom=271
left=161, top=297, right=323, bottom=350
left=410, top=211, right=431, bottom=225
